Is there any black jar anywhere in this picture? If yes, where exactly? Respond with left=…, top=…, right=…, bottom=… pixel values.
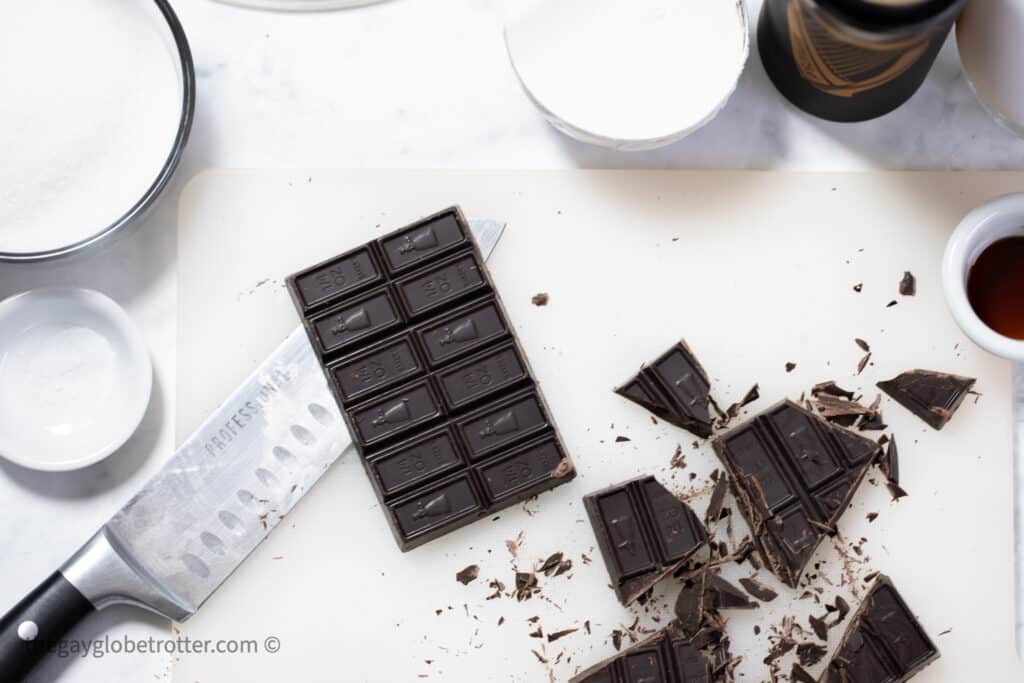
left=758, top=0, right=965, bottom=122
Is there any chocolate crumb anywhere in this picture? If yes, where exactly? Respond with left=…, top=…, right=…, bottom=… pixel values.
left=611, top=629, right=623, bottom=651
left=753, top=625, right=761, bottom=635
left=899, top=271, right=916, bottom=296
left=738, top=577, right=778, bottom=602
left=531, top=293, right=549, bottom=306
left=583, top=620, right=591, bottom=635
left=887, top=300, right=898, bottom=308
left=615, top=436, right=630, bottom=443
left=866, top=512, right=878, bottom=523
left=785, top=362, right=797, bottom=373
left=455, top=564, right=480, bottom=585
left=938, top=628, right=952, bottom=636
left=498, top=616, right=505, bottom=626
left=853, top=283, right=863, bottom=293
left=797, top=642, right=827, bottom=667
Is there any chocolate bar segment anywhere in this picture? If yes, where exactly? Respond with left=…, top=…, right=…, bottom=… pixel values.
left=877, top=369, right=976, bottom=430
left=712, top=400, right=880, bottom=588
left=584, top=476, right=708, bottom=606
left=822, top=575, right=939, bottom=682
left=570, top=622, right=711, bottom=683
left=615, top=341, right=714, bottom=438
left=457, top=390, right=551, bottom=461
left=291, top=245, right=383, bottom=312
left=328, top=336, right=424, bottom=404
left=378, top=208, right=470, bottom=274
left=370, top=429, right=464, bottom=497
left=286, top=206, right=574, bottom=551
left=417, top=300, right=509, bottom=367
left=310, top=288, right=402, bottom=355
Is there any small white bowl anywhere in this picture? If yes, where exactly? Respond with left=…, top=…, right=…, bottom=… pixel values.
left=505, top=0, right=749, bottom=150
left=942, top=193, right=1024, bottom=362
left=0, top=288, right=152, bottom=471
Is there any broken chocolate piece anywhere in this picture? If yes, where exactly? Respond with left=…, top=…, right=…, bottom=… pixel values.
left=899, top=271, right=916, bottom=296
left=855, top=338, right=870, bottom=353
left=737, top=577, right=777, bottom=603
left=705, top=574, right=757, bottom=610
left=570, top=622, right=711, bottom=683
left=785, top=362, right=797, bottom=373
left=531, top=292, right=549, bottom=306
left=811, top=381, right=856, bottom=401
left=796, top=641, right=827, bottom=667
left=808, top=613, right=829, bottom=642
left=287, top=207, right=574, bottom=551
left=877, top=369, right=976, bottom=430
left=822, top=575, right=939, bottom=682
left=584, top=476, right=708, bottom=606
left=674, top=573, right=709, bottom=637
left=455, top=564, right=480, bottom=585
left=887, top=481, right=909, bottom=501
left=615, top=340, right=715, bottom=438
left=712, top=400, right=880, bottom=588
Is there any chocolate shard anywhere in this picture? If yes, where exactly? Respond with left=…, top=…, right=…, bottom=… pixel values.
left=822, top=575, right=940, bottom=682
left=712, top=400, right=881, bottom=588
left=455, top=564, right=480, bottom=585
left=738, top=576, right=778, bottom=603
left=705, top=574, right=757, bottom=610
left=877, top=370, right=976, bottom=431
left=673, top=572, right=709, bottom=638
left=704, top=476, right=729, bottom=527
left=569, top=621, right=712, bottom=683
left=791, top=663, right=817, bottom=683
left=584, top=476, right=708, bottom=606
left=811, top=381, right=856, bottom=401
left=880, top=437, right=900, bottom=486
left=615, top=340, right=715, bottom=438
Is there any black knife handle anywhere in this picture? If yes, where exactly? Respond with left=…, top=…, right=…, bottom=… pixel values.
left=0, top=571, right=94, bottom=681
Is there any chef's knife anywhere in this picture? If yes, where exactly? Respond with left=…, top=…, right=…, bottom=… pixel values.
left=0, top=219, right=506, bottom=681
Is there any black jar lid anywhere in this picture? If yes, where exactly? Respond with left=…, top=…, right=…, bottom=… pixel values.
left=816, top=0, right=964, bottom=31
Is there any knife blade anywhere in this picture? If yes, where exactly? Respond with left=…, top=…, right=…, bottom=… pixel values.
left=0, top=219, right=505, bottom=681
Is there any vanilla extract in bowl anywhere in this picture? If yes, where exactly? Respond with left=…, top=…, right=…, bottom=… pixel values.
left=966, top=235, right=1024, bottom=340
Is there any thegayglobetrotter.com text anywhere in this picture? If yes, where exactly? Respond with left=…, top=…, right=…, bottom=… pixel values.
left=50, top=635, right=281, bottom=658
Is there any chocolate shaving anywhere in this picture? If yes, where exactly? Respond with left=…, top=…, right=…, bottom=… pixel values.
left=857, top=352, right=872, bottom=375
left=547, top=628, right=577, bottom=643
left=855, top=338, right=870, bottom=353
left=705, top=476, right=729, bottom=527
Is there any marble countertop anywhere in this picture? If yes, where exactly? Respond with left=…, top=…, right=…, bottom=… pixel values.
left=1, top=0, right=1021, bottom=681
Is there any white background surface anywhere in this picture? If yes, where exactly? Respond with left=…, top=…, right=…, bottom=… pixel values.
left=0, top=0, right=1022, bottom=681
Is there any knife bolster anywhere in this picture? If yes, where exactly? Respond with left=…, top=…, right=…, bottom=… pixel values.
left=61, top=529, right=193, bottom=622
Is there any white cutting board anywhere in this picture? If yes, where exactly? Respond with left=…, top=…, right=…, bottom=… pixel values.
left=175, top=170, right=1024, bottom=682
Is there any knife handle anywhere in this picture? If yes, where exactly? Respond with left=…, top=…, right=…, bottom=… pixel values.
left=0, top=571, right=94, bottom=681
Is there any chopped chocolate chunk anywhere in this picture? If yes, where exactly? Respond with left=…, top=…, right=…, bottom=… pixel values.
left=531, top=292, right=549, bottom=306
left=705, top=476, right=729, bottom=527
left=866, top=512, right=878, bottom=523
left=514, top=572, right=538, bottom=601
left=834, top=595, right=851, bottom=622
left=899, top=271, right=916, bottom=296
left=797, top=641, right=828, bottom=667
left=674, top=573, right=708, bottom=637
left=615, top=435, right=631, bottom=443
left=539, top=552, right=563, bottom=575
left=877, top=369, right=976, bottom=430
left=712, top=400, right=880, bottom=588
left=611, top=629, right=623, bottom=651
left=887, top=300, right=898, bottom=307
left=570, top=622, right=711, bottom=683
left=584, top=476, right=708, bottom=605
left=584, top=620, right=591, bottom=634
left=456, top=564, right=480, bottom=585
left=547, top=628, right=578, bottom=643
left=615, top=340, right=715, bottom=438
left=855, top=338, right=870, bottom=353
left=738, top=576, right=778, bottom=602
left=853, top=283, right=863, bottom=293
left=821, top=575, right=939, bottom=682
left=791, top=663, right=817, bottom=683
left=786, top=362, right=797, bottom=373
left=720, top=384, right=761, bottom=427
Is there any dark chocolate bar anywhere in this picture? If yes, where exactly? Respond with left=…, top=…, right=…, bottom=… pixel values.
left=615, top=341, right=714, bottom=438
left=287, top=207, right=575, bottom=550
left=584, top=476, right=708, bottom=606
left=876, top=369, right=976, bottom=430
left=712, top=400, right=880, bottom=588
left=821, top=575, right=939, bottom=682
left=570, top=622, right=711, bottom=683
